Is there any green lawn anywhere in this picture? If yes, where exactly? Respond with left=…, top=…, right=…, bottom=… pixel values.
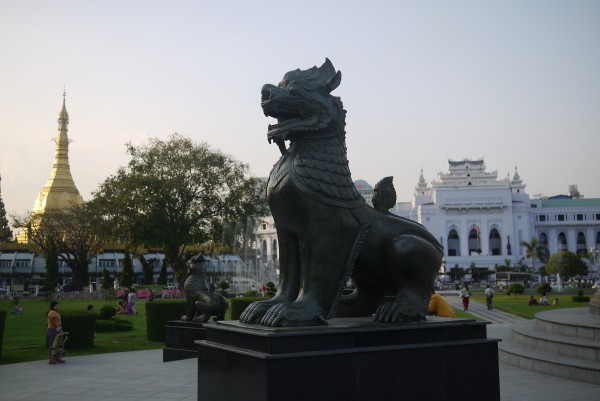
left=1, top=290, right=594, bottom=364
left=471, top=291, right=594, bottom=319
left=0, top=297, right=168, bottom=364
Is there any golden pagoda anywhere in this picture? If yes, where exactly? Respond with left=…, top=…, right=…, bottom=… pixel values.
left=17, top=91, right=83, bottom=243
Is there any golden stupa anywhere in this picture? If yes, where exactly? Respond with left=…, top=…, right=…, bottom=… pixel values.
left=17, top=92, right=83, bottom=243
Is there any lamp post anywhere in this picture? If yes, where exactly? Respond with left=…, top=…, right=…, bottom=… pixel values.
left=589, top=247, right=599, bottom=279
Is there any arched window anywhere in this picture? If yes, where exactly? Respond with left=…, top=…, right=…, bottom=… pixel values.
left=558, top=232, right=567, bottom=251
left=489, top=228, right=501, bottom=256
left=261, top=240, right=268, bottom=262
left=539, top=233, right=548, bottom=246
left=468, top=227, right=481, bottom=255
left=447, top=229, right=460, bottom=256
left=272, top=239, right=278, bottom=260
left=576, top=232, right=587, bottom=256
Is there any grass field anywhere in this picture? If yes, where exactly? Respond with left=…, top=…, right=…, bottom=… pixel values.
left=0, top=289, right=595, bottom=364
left=0, top=297, right=183, bottom=365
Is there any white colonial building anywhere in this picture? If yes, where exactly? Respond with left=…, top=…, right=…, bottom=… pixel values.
left=256, top=158, right=600, bottom=279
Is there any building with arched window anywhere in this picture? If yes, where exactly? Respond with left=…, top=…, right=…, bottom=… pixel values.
left=255, top=158, right=600, bottom=281
left=394, top=159, right=600, bottom=277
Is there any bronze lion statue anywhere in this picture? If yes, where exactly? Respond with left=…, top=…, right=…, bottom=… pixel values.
left=181, top=254, right=228, bottom=323
left=240, top=59, right=443, bottom=327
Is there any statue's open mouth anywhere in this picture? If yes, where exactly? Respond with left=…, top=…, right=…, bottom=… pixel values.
left=262, top=98, right=319, bottom=143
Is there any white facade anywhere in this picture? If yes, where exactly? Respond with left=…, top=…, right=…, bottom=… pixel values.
left=256, top=158, right=600, bottom=278
left=396, top=159, right=600, bottom=275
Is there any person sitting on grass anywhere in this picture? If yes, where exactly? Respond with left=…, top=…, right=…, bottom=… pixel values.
left=428, top=289, right=456, bottom=318
left=117, top=300, right=126, bottom=314
left=552, top=298, right=559, bottom=306
left=11, top=302, right=23, bottom=314
left=528, top=295, right=538, bottom=306
left=539, top=293, right=549, bottom=306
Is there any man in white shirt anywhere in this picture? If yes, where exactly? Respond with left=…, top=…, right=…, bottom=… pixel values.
left=484, top=285, right=494, bottom=310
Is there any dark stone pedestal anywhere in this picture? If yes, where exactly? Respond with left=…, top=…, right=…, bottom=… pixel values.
left=197, top=317, right=500, bottom=401
left=163, top=320, right=206, bottom=362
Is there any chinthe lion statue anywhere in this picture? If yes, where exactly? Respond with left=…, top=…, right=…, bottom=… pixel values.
left=181, top=254, right=228, bottom=323
left=239, top=59, right=443, bottom=327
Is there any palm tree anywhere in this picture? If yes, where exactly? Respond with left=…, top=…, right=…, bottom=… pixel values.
left=520, top=237, right=540, bottom=273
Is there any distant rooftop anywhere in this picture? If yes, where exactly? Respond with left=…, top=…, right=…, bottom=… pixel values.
left=354, top=179, right=372, bottom=190
left=541, top=198, right=600, bottom=208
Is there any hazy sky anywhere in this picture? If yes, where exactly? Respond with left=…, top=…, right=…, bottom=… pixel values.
left=1, top=1, right=599, bottom=219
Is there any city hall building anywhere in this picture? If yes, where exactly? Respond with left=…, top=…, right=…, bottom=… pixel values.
left=257, top=159, right=600, bottom=278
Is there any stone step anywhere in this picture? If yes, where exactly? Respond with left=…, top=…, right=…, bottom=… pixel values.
left=534, top=307, right=600, bottom=341
left=512, top=319, right=600, bottom=362
left=499, top=334, right=600, bottom=385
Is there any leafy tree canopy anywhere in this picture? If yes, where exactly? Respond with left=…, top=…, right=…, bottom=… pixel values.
left=11, top=202, right=114, bottom=290
left=92, top=133, right=268, bottom=284
left=545, top=250, right=588, bottom=278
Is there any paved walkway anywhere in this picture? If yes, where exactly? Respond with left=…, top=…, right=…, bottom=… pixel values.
left=1, top=299, right=598, bottom=401
left=441, top=290, right=526, bottom=323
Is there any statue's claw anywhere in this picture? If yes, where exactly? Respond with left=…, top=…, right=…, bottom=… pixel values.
left=260, top=302, right=328, bottom=327
left=239, top=299, right=281, bottom=324
left=374, top=300, right=426, bottom=324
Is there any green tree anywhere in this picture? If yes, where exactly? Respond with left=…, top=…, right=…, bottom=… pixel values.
left=447, top=264, right=464, bottom=282
left=12, top=202, right=114, bottom=290
left=0, top=182, right=13, bottom=242
left=44, top=237, right=59, bottom=294
left=93, top=133, right=268, bottom=288
left=139, top=255, right=156, bottom=285
left=157, top=261, right=167, bottom=285
left=120, top=252, right=135, bottom=289
left=508, top=283, right=524, bottom=297
left=545, top=250, right=588, bottom=278
left=101, top=268, right=114, bottom=290
left=519, top=237, right=539, bottom=273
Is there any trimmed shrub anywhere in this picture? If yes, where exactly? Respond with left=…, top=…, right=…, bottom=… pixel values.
left=536, top=282, right=552, bottom=295
left=572, top=290, right=591, bottom=303
left=145, top=300, right=186, bottom=342
left=230, top=297, right=263, bottom=320
left=508, top=283, right=525, bottom=296
left=266, top=282, right=277, bottom=297
left=244, top=290, right=258, bottom=297
left=95, top=319, right=118, bottom=332
left=115, top=320, right=134, bottom=331
left=98, top=305, right=117, bottom=320
left=0, top=309, right=6, bottom=358
left=61, top=311, right=97, bottom=349
left=96, top=318, right=134, bottom=332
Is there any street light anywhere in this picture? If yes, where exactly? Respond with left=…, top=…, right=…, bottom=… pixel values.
left=589, top=247, right=599, bottom=279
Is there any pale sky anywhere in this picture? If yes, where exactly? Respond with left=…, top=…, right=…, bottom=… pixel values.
left=1, top=1, right=599, bottom=220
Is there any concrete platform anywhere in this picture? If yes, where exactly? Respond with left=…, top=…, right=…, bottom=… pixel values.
left=0, top=320, right=598, bottom=400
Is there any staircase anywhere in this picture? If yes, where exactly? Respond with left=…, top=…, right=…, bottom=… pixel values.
left=498, top=307, right=600, bottom=385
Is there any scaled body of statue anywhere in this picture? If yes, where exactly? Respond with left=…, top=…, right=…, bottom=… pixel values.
left=240, top=59, right=443, bottom=327
left=181, top=254, right=228, bottom=323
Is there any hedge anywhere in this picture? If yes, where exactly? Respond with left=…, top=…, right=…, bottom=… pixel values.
left=0, top=309, right=6, bottom=358
left=230, top=297, right=265, bottom=320
left=145, top=300, right=187, bottom=342
left=61, top=311, right=97, bottom=349
left=95, top=318, right=134, bottom=332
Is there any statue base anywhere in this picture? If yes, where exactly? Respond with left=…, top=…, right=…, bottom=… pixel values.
left=196, top=317, right=500, bottom=401
left=163, top=320, right=206, bottom=362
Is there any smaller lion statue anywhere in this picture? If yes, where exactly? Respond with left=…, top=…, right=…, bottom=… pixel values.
left=180, top=254, right=228, bottom=323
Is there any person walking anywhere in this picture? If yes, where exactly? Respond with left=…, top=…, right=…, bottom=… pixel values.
left=47, top=301, right=64, bottom=364
left=127, top=288, right=137, bottom=314
left=460, top=285, right=470, bottom=311
left=484, top=285, right=494, bottom=310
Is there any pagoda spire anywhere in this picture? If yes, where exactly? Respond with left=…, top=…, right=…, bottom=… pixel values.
left=31, top=91, right=83, bottom=215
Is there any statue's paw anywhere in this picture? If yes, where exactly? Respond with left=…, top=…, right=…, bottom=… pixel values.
left=374, top=301, right=426, bottom=324
left=260, top=303, right=327, bottom=327
left=239, top=300, right=278, bottom=324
